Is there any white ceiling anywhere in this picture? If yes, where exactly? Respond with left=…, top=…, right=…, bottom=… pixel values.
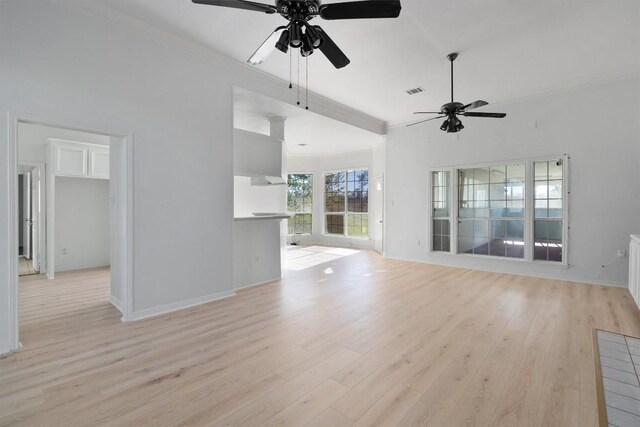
left=102, top=0, right=639, bottom=125
left=234, top=87, right=382, bottom=156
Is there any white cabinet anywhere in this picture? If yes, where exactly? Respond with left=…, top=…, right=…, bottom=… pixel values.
left=630, top=235, right=640, bottom=309
left=54, top=144, right=87, bottom=177
left=50, top=140, right=109, bottom=179
left=88, top=146, right=110, bottom=179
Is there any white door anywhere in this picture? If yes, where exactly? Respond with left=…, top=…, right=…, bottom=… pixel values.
left=374, top=175, right=384, bottom=254
left=23, top=172, right=31, bottom=259
left=31, top=167, right=41, bottom=272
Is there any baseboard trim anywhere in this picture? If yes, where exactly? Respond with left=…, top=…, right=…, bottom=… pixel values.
left=234, top=277, right=281, bottom=291
left=109, top=294, right=124, bottom=315
left=385, top=255, right=628, bottom=288
left=130, top=290, right=236, bottom=322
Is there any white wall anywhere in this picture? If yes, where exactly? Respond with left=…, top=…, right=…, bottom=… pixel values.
left=18, top=122, right=110, bottom=164
left=0, top=0, right=383, bottom=352
left=54, top=177, right=110, bottom=272
left=234, top=177, right=286, bottom=217
left=385, top=76, right=640, bottom=286
left=288, top=146, right=384, bottom=250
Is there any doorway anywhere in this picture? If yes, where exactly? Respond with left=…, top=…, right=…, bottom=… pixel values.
left=374, top=175, right=384, bottom=254
left=7, top=114, right=134, bottom=352
left=17, top=163, right=45, bottom=276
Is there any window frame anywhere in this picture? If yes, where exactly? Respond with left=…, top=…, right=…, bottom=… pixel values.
left=287, top=172, right=314, bottom=236
left=428, top=155, right=569, bottom=266
left=323, top=167, right=370, bottom=239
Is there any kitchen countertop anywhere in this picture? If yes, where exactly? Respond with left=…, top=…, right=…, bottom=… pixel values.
left=234, top=214, right=293, bottom=222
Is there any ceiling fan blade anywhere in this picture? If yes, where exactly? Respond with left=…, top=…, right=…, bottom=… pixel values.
left=314, top=26, right=350, bottom=69
left=247, top=26, right=286, bottom=65
left=407, top=115, right=446, bottom=127
left=320, top=0, right=401, bottom=20
left=413, top=112, right=442, bottom=114
left=462, top=112, right=507, bottom=118
left=192, top=0, right=277, bottom=14
left=461, top=100, right=489, bottom=111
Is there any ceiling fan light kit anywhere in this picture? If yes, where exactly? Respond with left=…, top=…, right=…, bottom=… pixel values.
left=409, top=52, right=507, bottom=133
left=192, top=0, right=402, bottom=68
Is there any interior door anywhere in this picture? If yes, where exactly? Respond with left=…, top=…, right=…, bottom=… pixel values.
left=31, top=167, right=41, bottom=272
left=23, top=172, right=31, bottom=259
left=374, top=175, right=384, bottom=254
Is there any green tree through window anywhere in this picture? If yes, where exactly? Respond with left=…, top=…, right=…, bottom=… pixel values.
left=287, top=174, right=313, bottom=235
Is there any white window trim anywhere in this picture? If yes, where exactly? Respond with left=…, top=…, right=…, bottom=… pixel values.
left=323, top=167, right=370, bottom=239
left=287, top=172, right=314, bottom=236
left=428, top=155, right=570, bottom=267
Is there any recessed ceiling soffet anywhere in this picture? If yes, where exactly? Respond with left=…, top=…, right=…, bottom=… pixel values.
left=192, top=0, right=401, bottom=68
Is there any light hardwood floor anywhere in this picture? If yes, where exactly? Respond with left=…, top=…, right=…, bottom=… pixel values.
left=2, top=251, right=640, bottom=426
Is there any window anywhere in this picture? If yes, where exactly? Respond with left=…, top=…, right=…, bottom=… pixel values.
left=429, top=157, right=567, bottom=264
left=287, top=173, right=313, bottom=235
left=431, top=171, right=451, bottom=252
left=458, top=164, right=525, bottom=258
left=533, top=160, right=564, bottom=261
left=324, top=169, right=369, bottom=237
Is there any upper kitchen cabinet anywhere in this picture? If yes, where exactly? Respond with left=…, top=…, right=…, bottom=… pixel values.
left=50, top=139, right=109, bottom=179
left=234, top=129, right=285, bottom=184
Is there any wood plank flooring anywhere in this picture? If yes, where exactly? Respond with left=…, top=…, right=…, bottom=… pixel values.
left=2, top=250, right=640, bottom=426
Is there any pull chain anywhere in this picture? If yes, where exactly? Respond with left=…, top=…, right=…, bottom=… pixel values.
left=296, top=53, right=300, bottom=106
left=305, top=56, right=309, bottom=110
left=288, top=49, right=292, bottom=89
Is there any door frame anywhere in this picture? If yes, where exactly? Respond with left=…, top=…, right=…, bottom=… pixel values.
left=6, top=111, right=135, bottom=352
left=19, top=161, right=46, bottom=274
left=373, top=174, right=385, bottom=255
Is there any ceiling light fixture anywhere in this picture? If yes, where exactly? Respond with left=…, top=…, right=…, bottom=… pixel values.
left=300, top=35, right=314, bottom=57
left=304, top=24, right=323, bottom=48
left=289, top=22, right=303, bottom=48
left=275, top=29, right=290, bottom=53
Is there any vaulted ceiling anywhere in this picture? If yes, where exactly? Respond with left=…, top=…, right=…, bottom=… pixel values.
left=103, top=0, right=639, bottom=125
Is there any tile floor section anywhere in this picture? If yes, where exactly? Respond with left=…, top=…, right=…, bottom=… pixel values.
left=597, top=330, right=640, bottom=427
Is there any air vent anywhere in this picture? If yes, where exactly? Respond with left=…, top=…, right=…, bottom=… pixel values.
left=405, top=87, right=425, bottom=95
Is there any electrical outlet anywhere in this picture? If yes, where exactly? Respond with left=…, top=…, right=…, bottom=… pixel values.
left=617, top=249, right=626, bottom=258
left=61, top=248, right=68, bottom=254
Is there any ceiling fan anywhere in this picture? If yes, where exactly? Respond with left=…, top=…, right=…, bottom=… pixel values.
left=409, top=53, right=506, bottom=133
left=192, top=0, right=402, bottom=69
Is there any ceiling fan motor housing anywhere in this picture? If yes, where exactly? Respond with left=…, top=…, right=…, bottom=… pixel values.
left=276, top=0, right=321, bottom=19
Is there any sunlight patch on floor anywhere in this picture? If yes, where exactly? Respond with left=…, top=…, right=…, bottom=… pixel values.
left=286, top=245, right=359, bottom=271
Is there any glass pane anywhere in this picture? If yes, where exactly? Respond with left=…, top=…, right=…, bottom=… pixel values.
left=491, top=220, right=506, bottom=239
left=442, top=236, right=450, bottom=252
left=288, top=174, right=313, bottom=214
left=490, top=184, right=506, bottom=200
left=548, top=220, right=563, bottom=241
left=474, top=167, right=490, bottom=184
left=458, top=237, right=475, bottom=254
left=535, top=161, right=548, bottom=181
left=433, top=235, right=442, bottom=252
left=475, top=184, right=489, bottom=202
left=433, top=219, right=442, bottom=235
left=474, top=238, right=489, bottom=255
left=458, top=169, right=474, bottom=186
left=507, top=200, right=524, bottom=217
left=490, top=200, right=506, bottom=218
left=548, top=161, right=563, bottom=180
left=505, top=239, right=525, bottom=258
left=347, top=214, right=368, bottom=237
left=506, top=183, right=524, bottom=200
left=326, top=214, right=344, bottom=235
left=441, top=219, right=450, bottom=237
left=548, top=180, right=563, bottom=198
left=535, top=199, right=548, bottom=218
left=507, top=163, right=525, bottom=182
left=548, top=199, right=563, bottom=218
left=458, top=220, right=474, bottom=238
left=474, top=220, right=489, bottom=238
left=490, top=166, right=506, bottom=183
left=535, top=183, right=548, bottom=199
left=534, top=219, right=563, bottom=262
left=506, top=220, right=524, bottom=239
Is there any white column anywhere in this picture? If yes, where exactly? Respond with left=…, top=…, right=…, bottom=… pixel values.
left=267, top=115, right=289, bottom=274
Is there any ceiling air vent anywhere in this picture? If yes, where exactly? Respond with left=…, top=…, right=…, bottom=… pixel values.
left=405, top=87, right=424, bottom=95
